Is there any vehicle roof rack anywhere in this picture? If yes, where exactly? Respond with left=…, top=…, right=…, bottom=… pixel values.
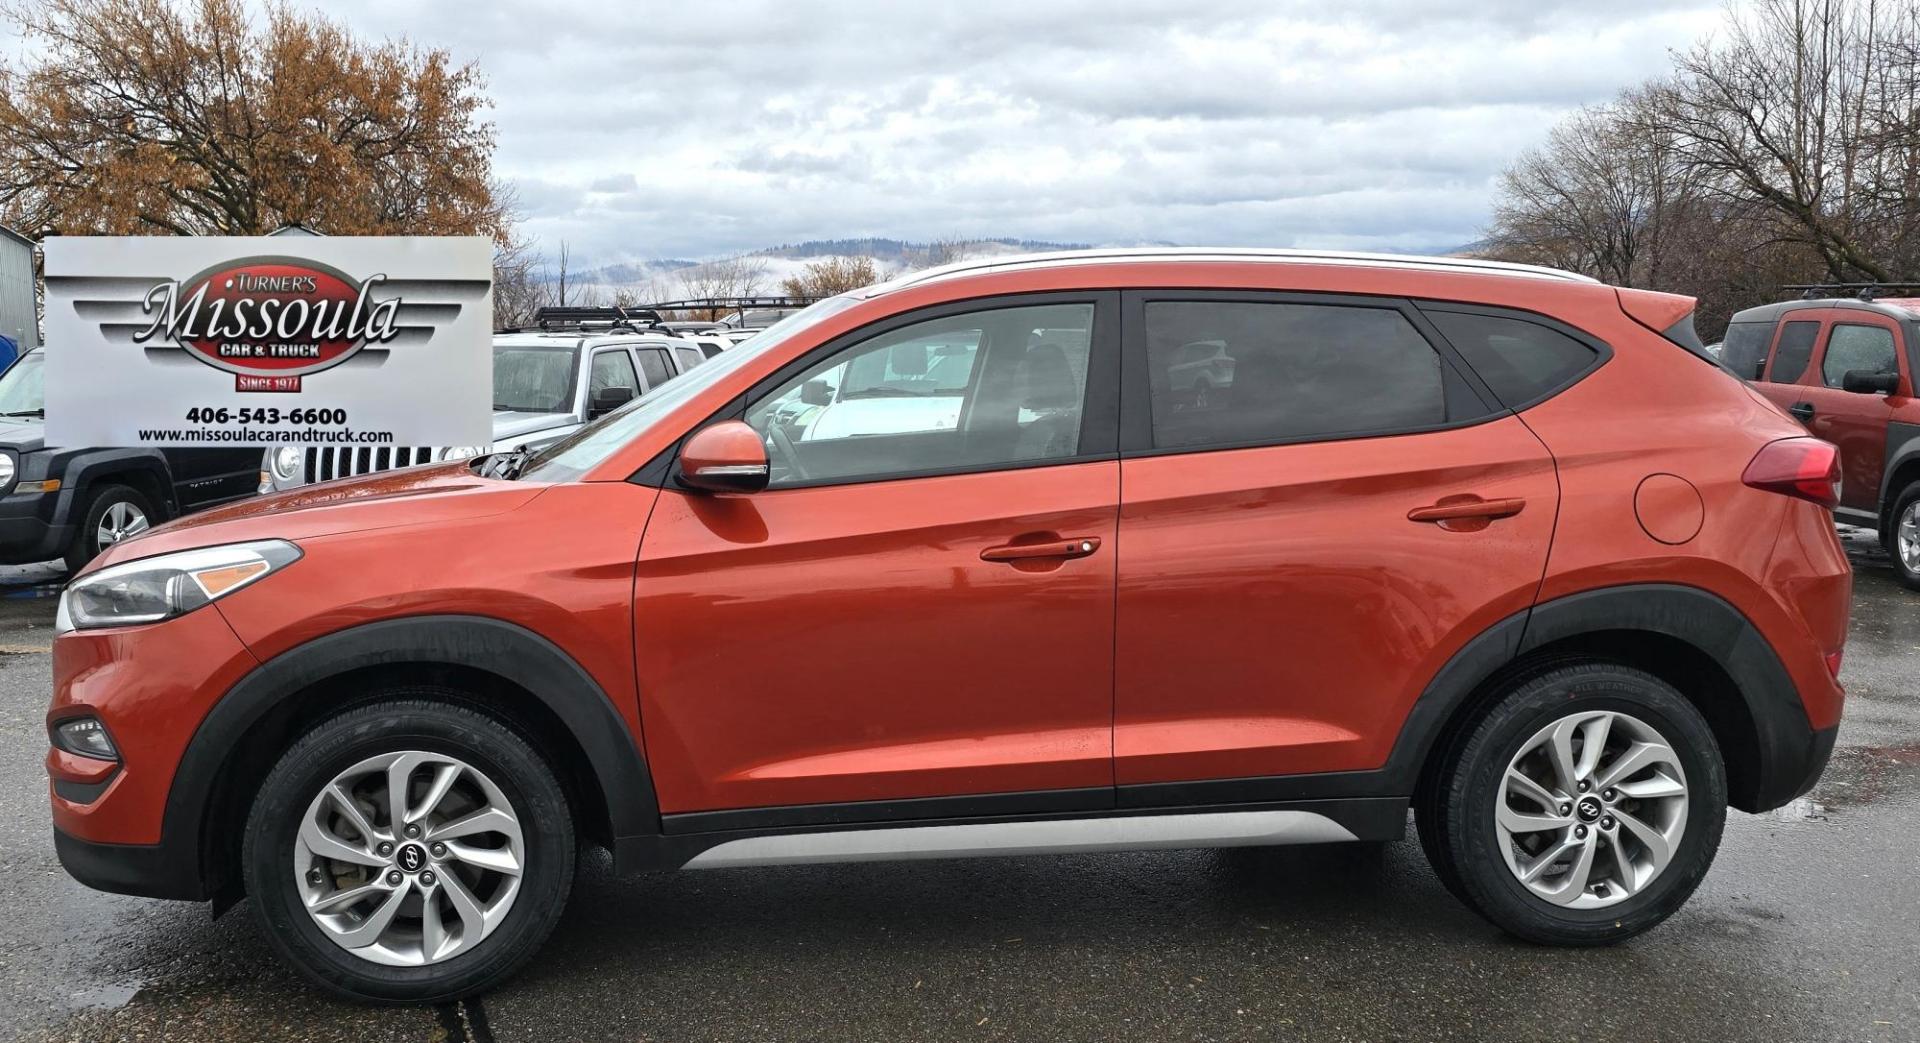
left=645, top=296, right=824, bottom=312
left=530, top=306, right=667, bottom=332
left=1784, top=282, right=1920, bottom=302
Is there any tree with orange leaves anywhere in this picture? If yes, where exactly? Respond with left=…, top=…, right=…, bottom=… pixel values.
left=0, top=0, right=510, bottom=243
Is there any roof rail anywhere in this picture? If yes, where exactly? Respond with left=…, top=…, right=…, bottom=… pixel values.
left=865, top=247, right=1600, bottom=296
left=531, top=306, right=666, bottom=332
left=1784, top=282, right=1920, bottom=302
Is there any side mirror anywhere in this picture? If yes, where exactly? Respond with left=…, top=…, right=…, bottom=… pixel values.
left=1842, top=369, right=1900, bottom=395
left=678, top=421, right=770, bottom=493
left=591, top=385, right=636, bottom=417
left=800, top=379, right=832, bottom=407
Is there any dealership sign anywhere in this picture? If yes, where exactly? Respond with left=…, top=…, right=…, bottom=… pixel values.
left=44, top=236, right=492, bottom=447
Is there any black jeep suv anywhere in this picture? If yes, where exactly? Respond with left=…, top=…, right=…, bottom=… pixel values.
left=0, top=351, right=261, bottom=571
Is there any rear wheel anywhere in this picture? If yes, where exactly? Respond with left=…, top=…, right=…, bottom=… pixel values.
left=1883, top=483, right=1920, bottom=590
left=1417, top=662, right=1726, bottom=945
left=243, top=696, right=575, bottom=1003
left=64, top=483, right=154, bottom=572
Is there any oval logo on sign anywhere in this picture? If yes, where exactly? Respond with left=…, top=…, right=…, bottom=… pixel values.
left=133, top=256, right=401, bottom=382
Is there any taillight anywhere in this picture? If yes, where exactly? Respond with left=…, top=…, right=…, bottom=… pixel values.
left=1743, top=437, right=1841, bottom=508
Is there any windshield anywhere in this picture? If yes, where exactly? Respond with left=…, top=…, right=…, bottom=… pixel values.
left=0, top=352, right=44, bottom=415
left=492, top=344, right=579, bottom=413
left=521, top=295, right=864, bottom=482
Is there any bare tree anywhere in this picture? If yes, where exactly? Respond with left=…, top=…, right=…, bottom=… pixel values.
left=492, top=235, right=544, bottom=329
left=1658, top=0, right=1917, bottom=281
left=674, top=256, right=771, bottom=318
left=1482, top=0, right=1919, bottom=331
left=781, top=256, right=878, bottom=298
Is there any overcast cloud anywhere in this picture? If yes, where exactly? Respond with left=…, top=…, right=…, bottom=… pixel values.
left=8, top=0, right=1725, bottom=265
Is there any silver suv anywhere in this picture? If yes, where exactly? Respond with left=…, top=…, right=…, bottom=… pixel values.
left=260, top=330, right=706, bottom=490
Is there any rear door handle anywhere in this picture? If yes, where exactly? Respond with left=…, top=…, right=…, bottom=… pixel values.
left=981, top=537, right=1102, bottom=562
left=1789, top=401, right=1815, bottom=422
left=1407, top=496, right=1526, bottom=530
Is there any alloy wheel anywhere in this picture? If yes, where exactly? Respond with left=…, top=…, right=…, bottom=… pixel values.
left=1494, top=710, right=1689, bottom=909
left=96, top=501, right=148, bottom=548
left=1898, top=500, right=1920, bottom=573
left=293, top=750, right=526, bottom=967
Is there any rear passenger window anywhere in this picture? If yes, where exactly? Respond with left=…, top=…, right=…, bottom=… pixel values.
left=1425, top=310, right=1599, bottom=406
left=1145, top=301, right=1447, bottom=449
left=636, top=348, right=673, bottom=389
left=1768, top=321, right=1820, bottom=384
left=1821, top=324, right=1898, bottom=387
left=1719, top=322, right=1774, bottom=380
left=674, top=345, right=704, bottom=371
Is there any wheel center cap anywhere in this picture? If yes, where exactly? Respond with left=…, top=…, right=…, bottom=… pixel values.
left=1576, top=796, right=1604, bottom=821
left=396, top=843, right=427, bottom=873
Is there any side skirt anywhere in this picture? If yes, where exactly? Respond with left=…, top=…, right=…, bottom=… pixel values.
left=623, top=796, right=1406, bottom=871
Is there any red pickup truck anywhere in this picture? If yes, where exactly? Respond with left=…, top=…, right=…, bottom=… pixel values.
left=1724, top=289, right=1920, bottom=587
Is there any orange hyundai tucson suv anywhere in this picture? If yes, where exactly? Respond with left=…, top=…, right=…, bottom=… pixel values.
left=47, top=250, right=1850, bottom=1002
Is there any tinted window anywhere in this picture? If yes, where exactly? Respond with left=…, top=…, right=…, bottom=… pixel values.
left=1144, top=301, right=1445, bottom=449
left=745, top=303, right=1093, bottom=486
left=1768, top=321, right=1820, bottom=384
left=636, top=348, right=673, bottom=389
left=588, top=350, right=638, bottom=398
left=1427, top=310, right=1598, bottom=405
left=1821, top=324, right=1898, bottom=387
left=1720, top=322, right=1774, bottom=380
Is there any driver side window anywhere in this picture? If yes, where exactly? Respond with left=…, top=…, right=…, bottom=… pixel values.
left=745, top=303, right=1094, bottom=487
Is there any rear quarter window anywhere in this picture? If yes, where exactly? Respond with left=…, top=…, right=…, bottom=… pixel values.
left=1423, top=308, right=1601, bottom=407
left=1719, top=322, right=1774, bottom=380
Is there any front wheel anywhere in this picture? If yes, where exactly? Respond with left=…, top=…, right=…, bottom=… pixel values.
left=243, top=697, right=575, bottom=1003
left=64, top=483, right=155, bottom=572
left=1418, top=662, right=1726, bottom=945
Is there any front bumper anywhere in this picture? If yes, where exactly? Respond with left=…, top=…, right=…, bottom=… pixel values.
left=0, top=489, right=70, bottom=564
left=47, top=604, right=259, bottom=902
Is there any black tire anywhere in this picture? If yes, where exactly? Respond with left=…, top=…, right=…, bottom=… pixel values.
left=1416, top=662, right=1727, bottom=946
left=1881, top=482, right=1920, bottom=591
left=64, top=483, right=156, bottom=573
left=243, top=696, right=575, bottom=1003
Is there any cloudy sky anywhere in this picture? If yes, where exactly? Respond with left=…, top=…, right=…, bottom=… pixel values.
left=12, top=0, right=1727, bottom=267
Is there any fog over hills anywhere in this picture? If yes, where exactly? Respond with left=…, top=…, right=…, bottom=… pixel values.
left=560, top=237, right=1126, bottom=303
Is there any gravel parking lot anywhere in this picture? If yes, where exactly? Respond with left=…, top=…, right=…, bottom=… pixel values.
left=1, top=533, right=1915, bottom=1043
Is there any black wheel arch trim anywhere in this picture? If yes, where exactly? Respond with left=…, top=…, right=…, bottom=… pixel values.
left=1878, top=419, right=1920, bottom=521
left=159, top=614, right=659, bottom=901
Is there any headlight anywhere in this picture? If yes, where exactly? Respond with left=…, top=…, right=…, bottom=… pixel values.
left=270, top=446, right=302, bottom=480
left=0, top=452, right=15, bottom=489
left=56, top=539, right=301, bottom=633
left=438, top=446, right=485, bottom=461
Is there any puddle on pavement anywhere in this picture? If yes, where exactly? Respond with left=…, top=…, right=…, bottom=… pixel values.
left=68, top=981, right=142, bottom=1011
left=1807, top=742, right=1920, bottom=809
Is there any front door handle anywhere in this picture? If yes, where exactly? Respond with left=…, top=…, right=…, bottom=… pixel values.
left=1407, top=496, right=1526, bottom=532
left=1788, top=401, right=1815, bottom=422
left=981, top=536, right=1102, bottom=562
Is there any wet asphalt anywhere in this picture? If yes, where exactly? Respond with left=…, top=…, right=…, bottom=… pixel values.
left=0, top=533, right=1915, bottom=1043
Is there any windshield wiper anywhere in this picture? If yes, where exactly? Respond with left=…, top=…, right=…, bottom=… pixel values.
left=0, top=409, right=44, bottom=417
left=484, top=445, right=534, bottom=480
